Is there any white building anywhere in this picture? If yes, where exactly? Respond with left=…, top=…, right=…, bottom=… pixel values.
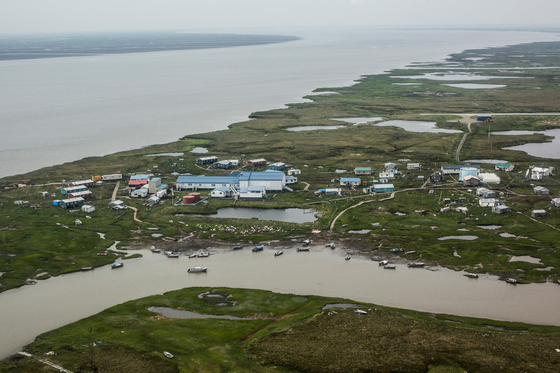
left=210, top=186, right=233, bottom=198
left=479, top=173, right=501, bottom=184
left=131, top=189, right=148, bottom=198
left=239, top=186, right=266, bottom=198
left=479, top=198, right=497, bottom=207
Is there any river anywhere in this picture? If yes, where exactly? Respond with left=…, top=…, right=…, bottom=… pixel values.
left=1, top=247, right=559, bottom=359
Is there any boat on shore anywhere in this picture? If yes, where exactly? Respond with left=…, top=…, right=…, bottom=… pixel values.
left=188, top=253, right=198, bottom=258
left=97, top=252, right=107, bottom=256
left=505, top=278, right=517, bottom=284
left=274, top=250, right=283, bottom=257
left=407, top=262, right=425, bottom=268
left=111, top=263, right=123, bottom=269
left=233, top=245, right=243, bottom=250
left=297, top=247, right=310, bottom=252
left=379, top=259, right=388, bottom=266
left=150, top=245, right=161, bottom=253
left=167, top=252, right=179, bottom=258
left=163, top=351, right=174, bottom=359
left=187, top=267, right=208, bottom=273
left=302, top=239, right=310, bottom=246
left=354, top=309, right=367, bottom=315
left=384, top=265, right=396, bottom=269
left=464, top=273, right=479, bottom=279
left=198, top=252, right=209, bottom=258
left=345, top=254, right=351, bottom=260
left=327, top=243, right=336, bottom=249
left=81, top=266, right=94, bottom=271
left=252, top=246, right=264, bottom=252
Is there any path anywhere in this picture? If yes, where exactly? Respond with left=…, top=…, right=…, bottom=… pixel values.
left=329, top=192, right=395, bottom=231
left=127, top=206, right=143, bottom=223
left=517, top=211, right=560, bottom=232
left=301, top=181, right=310, bottom=191
left=111, top=181, right=120, bottom=201
left=18, top=352, right=73, bottom=373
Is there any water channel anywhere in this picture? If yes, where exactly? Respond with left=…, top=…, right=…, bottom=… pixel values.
left=1, top=247, right=560, bottom=359
left=177, top=207, right=318, bottom=223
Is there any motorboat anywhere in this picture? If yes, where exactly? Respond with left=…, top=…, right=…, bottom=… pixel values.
left=379, top=259, right=388, bottom=266
left=163, top=351, right=174, bottom=359
left=81, top=266, right=94, bottom=271
left=297, top=247, right=310, bottom=252
left=198, top=252, right=209, bottom=258
left=345, top=254, right=351, bottom=260
left=233, top=245, right=243, bottom=250
left=354, top=309, right=367, bottom=315
left=252, top=246, right=264, bottom=252
left=327, top=243, right=336, bottom=249
left=505, top=278, right=517, bottom=284
left=167, top=252, right=179, bottom=258
left=111, top=263, right=123, bottom=269
left=383, top=265, right=396, bottom=269
left=188, top=253, right=198, bottom=258
left=150, top=245, right=161, bottom=253
left=274, top=250, right=283, bottom=257
left=187, top=267, right=208, bottom=273
left=407, top=262, right=425, bottom=268
left=302, top=239, right=310, bottom=246
left=464, top=273, right=479, bottom=279
left=97, top=253, right=108, bottom=256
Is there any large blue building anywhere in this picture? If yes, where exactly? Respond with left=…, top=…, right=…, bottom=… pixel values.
left=175, top=171, right=286, bottom=192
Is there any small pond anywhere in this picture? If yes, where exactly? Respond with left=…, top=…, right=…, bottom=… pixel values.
left=500, top=128, right=560, bottom=159
left=144, top=152, right=184, bottom=157
left=391, top=72, right=525, bottom=81
left=372, top=120, right=463, bottom=134
left=347, top=229, right=371, bottom=234
left=190, top=147, right=209, bottom=154
left=500, top=233, right=517, bottom=238
left=509, top=256, right=542, bottom=264
left=331, top=117, right=384, bottom=125
left=438, top=235, right=478, bottom=241
left=322, top=303, right=359, bottom=310
left=177, top=207, right=317, bottom=223
left=148, top=307, right=253, bottom=320
left=477, top=225, right=502, bottom=230
left=287, top=125, right=343, bottom=132
left=444, top=84, right=506, bottom=89
left=198, top=291, right=235, bottom=306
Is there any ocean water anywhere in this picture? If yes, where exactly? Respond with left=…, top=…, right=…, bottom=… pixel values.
left=1, top=28, right=560, bottom=178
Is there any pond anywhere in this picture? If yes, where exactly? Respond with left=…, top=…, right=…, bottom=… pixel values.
left=322, top=303, right=359, bottom=310
left=190, top=147, right=209, bottom=154
left=391, top=72, right=526, bottom=81
left=499, top=128, right=560, bottom=159
left=144, top=152, right=184, bottom=157
left=444, top=83, right=506, bottom=89
left=372, top=120, right=463, bottom=134
left=331, top=117, right=384, bottom=125
left=509, top=256, right=542, bottom=264
left=464, top=159, right=509, bottom=164
left=347, top=229, right=372, bottom=234
left=438, top=235, right=479, bottom=241
left=500, top=233, right=517, bottom=238
left=177, top=207, right=318, bottom=223
left=287, top=125, right=343, bottom=131
left=148, top=306, right=254, bottom=320
left=477, top=225, right=502, bottom=230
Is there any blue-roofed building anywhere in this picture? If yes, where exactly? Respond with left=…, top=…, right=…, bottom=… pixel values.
left=373, top=184, right=394, bottom=193
left=340, top=177, right=360, bottom=187
left=268, top=162, right=286, bottom=171
left=176, top=171, right=285, bottom=192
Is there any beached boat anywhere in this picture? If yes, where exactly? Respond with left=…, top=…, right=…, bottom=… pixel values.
left=405, top=250, right=416, bottom=255
left=354, top=309, right=367, bottom=315
left=274, top=250, right=283, bottom=257
left=383, top=265, right=396, bottom=269
left=252, top=246, right=264, bottom=252
left=111, top=263, right=123, bottom=269
left=188, top=253, right=198, bottom=258
left=97, top=252, right=107, bottom=256
left=81, top=266, right=94, bottom=271
left=233, top=245, right=243, bottom=250
left=379, top=259, right=388, bottom=266
left=464, top=273, right=479, bottom=279
left=150, top=245, right=161, bottom=253
left=167, top=252, right=179, bottom=258
left=505, top=278, right=517, bottom=284
left=345, top=254, right=351, bottom=260
left=187, top=267, right=208, bottom=273
left=327, top=243, right=336, bottom=249
left=302, top=239, right=310, bottom=246
left=198, top=252, right=209, bottom=258
left=297, top=247, right=310, bottom=252
left=163, top=351, right=174, bottom=359
left=407, top=262, right=425, bottom=268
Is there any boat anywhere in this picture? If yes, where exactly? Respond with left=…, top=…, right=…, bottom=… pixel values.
left=163, top=351, right=174, bottom=359
left=252, top=246, right=264, bottom=252
left=405, top=250, right=416, bottom=255
left=111, top=263, right=123, bottom=269
left=326, top=243, right=336, bottom=249
left=187, top=267, right=208, bottom=273
left=188, top=253, right=198, bottom=258
left=150, top=245, right=161, bottom=253
left=302, top=239, right=310, bottom=246
left=505, top=278, right=517, bottom=284
left=81, top=266, right=94, bottom=271
left=383, top=265, right=396, bottom=269
left=274, top=250, right=283, bottom=256
left=354, top=309, right=367, bottom=315
left=297, top=247, right=310, bottom=252
left=345, top=254, right=351, bottom=260
left=198, top=252, right=209, bottom=258
left=233, top=245, right=243, bottom=250
left=407, top=262, right=425, bottom=268
left=464, top=273, right=479, bottom=279
left=97, top=252, right=108, bottom=256
left=167, top=252, right=179, bottom=258
left=379, top=259, right=388, bottom=266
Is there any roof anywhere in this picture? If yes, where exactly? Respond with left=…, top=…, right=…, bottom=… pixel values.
left=532, top=209, right=547, bottom=213
left=480, top=198, right=496, bottom=203
left=238, top=171, right=284, bottom=181
left=494, top=205, right=509, bottom=210
left=62, top=197, right=84, bottom=203
left=340, top=178, right=360, bottom=182
left=150, top=177, right=161, bottom=183
left=355, top=167, right=372, bottom=171
left=213, top=186, right=231, bottom=192
left=177, top=175, right=238, bottom=184
left=156, top=184, right=168, bottom=189
left=374, top=184, right=394, bottom=188
left=496, top=163, right=512, bottom=167
left=130, top=174, right=152, bottom=180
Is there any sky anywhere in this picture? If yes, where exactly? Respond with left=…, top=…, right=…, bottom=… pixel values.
left=0, top=0, right=559, bottom=35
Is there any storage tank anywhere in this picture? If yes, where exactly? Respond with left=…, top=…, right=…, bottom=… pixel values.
left=189, top=192, right=201, bottom=201
left=459, top=167, right=478, bottom=181
left=184, top=196, right=196, bottom=204
left=182, top=196, right=189, bottom=204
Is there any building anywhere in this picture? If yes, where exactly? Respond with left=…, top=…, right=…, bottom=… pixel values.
left=384, top=162, right=397, bottom=170
left=239, top=186, right=266, bottom=199
left=287, top=169, right=301, bottom=176
left=477, top=188, right=496, bottom=198
left=531, top=210, right=547, bottom=218
left=463, top=175, right=481, bottom=187
left=479, top=173, right=501, bottom=184
left=459, top=167, right=479, bottom=181
left=175, top=171, right=285, bottom=193
left=456, top=207, right=469, bottom=214
left=247, top=158, right=266, bottom=166
left=82, top=205, right=96, bottom=213
left=196, top=156, right=218, bottom=165
left=61, top=185, right=87, bottom=195
left=479, top=198, right=497, bottom=207
left=533, top=186, right=549, bottom=195
left=131, top=189, right=148, bottom=198
left=492, top=205, right=510, bottom=214
left=378, top=172, right=394, bottom=183
left=210, top=186, right=233, bottom=198
left=373, top=184, right=394, bottom=193
left=407, top=163, right=421, bottom=170
left=495, top=163, right=514, bottom=172
left=108, top=200, right=125, bottom=210
left=59, top=197, right=85, bottom=209
left=430, top=173, right=444, bottom=183
left=340, top=178, right=361, bottom=187
left=69, top=179, right=94, bottom=188
left=128, top=179, right=149, bottom=189
left=285, top=175, right=298, bottom=184
left=147, top=195, right=160, bottom=206
left=130, top=174, right=152, bottom=180
left=417, top=175, right=425, bottom=182
left=68, top=190, right=92, bottom=199
left=553, top=198, right=560, bottom=207
left=213, top=160, right=233, bottom=169
left=441, top=165, right=462, bottom=175
left=354, top=167, right=372, bottom=175
left=268, top=162, right=286, bottom=171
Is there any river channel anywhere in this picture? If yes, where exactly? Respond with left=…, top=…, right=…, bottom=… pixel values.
left=1, top=247, right=560, bottom=359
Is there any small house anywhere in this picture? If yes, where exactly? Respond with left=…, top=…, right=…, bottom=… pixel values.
left=531, top=209, right=547, bottom=218
left=495, top=163, right=514, bottom=172
left=440, top=207, right=450, bottom=213
left=324, top=188, right=342, bottom=196
left=553, top=198, right=560, bottom=207
left=268, top=162, right=286, bottom=171
left=384, top=162, right=397, bottom=170
left=477, top=188, right=496, bottom=198
left=354, top=167, right=372, bottom=175
left=492, top=205, right=510, bottom=214
left=82, top=205, right=96, bottom=213
left=463, top=175, right=481, bottom=187
left=61, top=185, right=87, bottom=195
left=479, top=198, right=496, bottom=207
left=441, top=165, right=462, bottom=175
left=417, top=175, right=425, bottom=182
left=131, top=189, right=148, bottom=198
left=340, top=178, right=361, bottom=187
left=68, top=190, right=93, bottom=199
left=147, top=195, right=160, bottom=205
left=196, top=156, right=218, bottom=165
left=59, top=197, right=85, bottom=209
left=210, top=186, right=232, bottom=198
left=239, top=185, right=266, bottom=199
left=108, top=200, right=125, bottom=210
left=373, top=184, right=394, bottom=193
left=407, top=163, right=421, bottom=170
left=378, top=172, right=394, bottom=183
left=430, top=173, right=444, bottom=183
left=69, top=179, right=94, bottom=188
left=533, top=186, right=549, bottom=196
left=247, top=158, right=266, bottom=166
left=213, top=160, right=233, bottom=169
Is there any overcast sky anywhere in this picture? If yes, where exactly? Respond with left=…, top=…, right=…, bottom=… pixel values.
left=1, top=0, right=559, bottom=34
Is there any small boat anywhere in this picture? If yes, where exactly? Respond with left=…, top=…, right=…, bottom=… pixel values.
left=188, top=253, right=198, bottom=258
left=383, top=265, right=396, bottom=269
left=233, top=245, right=243, bottom=250
left=111, top=263, right=123, bottom=269
left=252, top=246, right=264, bottom=252
left=345, top=254, right=351, bottom=260
left=379, top=259, right=388, bottom=266
left=150, top=246, right=161, bottom=253
left=97, top=253, right=108, bottom=256
left=327, top=243, right=336, bottom=249
left=167, top=252, right=179, bottom=258
left=354, top=309, right=367, bottom=315
left=505, top=278, right=517, bottom=284
left=274, top=250, right=283, bottom=257
left=187, top=267, right=208, bottom=273
left=407, top=262, right=425, bottom=268
left=81, top=266, right=94, bottom=271
left=302, top=239, right=310, bottom=246
left=464, top=273, right=479, bottom=279
left=163, top=351, right=174, bottom=359
left=198, top=252, right=209, bottom=258
left=405, top=250, right=416, bottom=255
left=297, top=247, right=310, bottom=252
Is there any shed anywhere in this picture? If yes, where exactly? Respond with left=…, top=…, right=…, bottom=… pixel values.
left=214, top=160, right=233, bottom=169
left=324, top=188, right=342, bottom=196
left=553, top=198, right=560, bottom=207
left=287, top=169, right=301, bottom=175
left=479, top=173, right=501, bottom=184
left=340, top=178, right=361, bottom=187
left=430, top=173, right=444, bottom=183
left=354, top=167, right=372, bottom=175
left=247, top=158, right=266, bottom=166
left=531, top=209, right=547, bottom=218
left=479, top=198, right=496, bottom=207
left=131, top=189, right=148, bottom=198
left=147, top=195, right=160, bottom=206
left=373, top=184, right=394, bottom=193
left=285, top=175, right=298, bottom=184
left=82, top=205, right=96, bottom=213
left=456, top=207, right=469, bottom=214
left=59, top=197, right=85, bottom=209
left=495, top=163, right=514, bottom=172
left=108, top=200, right=125, bottom=210
left=492, top=205, right=510, bottom=214
left=440, top=207, right=450, bottom=213
left=533, top=186, right=549, bottom=196
left=463, top=175, right=481, bottom=187
left=196, top=156, right=218, bottom=165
